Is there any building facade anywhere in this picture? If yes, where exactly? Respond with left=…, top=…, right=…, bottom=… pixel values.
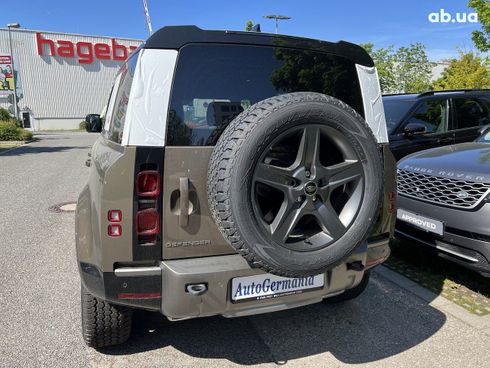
left=0, top=28, right=141, bottom=130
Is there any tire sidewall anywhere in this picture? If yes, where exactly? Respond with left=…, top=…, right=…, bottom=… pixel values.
left=228, top=98, right=382, bottom=275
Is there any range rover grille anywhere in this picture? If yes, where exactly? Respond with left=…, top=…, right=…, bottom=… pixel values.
left=397, top=170, right=490, bottom=209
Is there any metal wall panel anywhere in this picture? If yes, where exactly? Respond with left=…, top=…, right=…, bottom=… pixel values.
left=0, top=28, right=142, bottom=126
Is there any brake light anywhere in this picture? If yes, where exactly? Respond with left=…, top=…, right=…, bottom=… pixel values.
left=136, top=208, right=160, bottom=236
left=108, top=224, right=122, bottom=237
left=136, top=171, right=160, bottom=197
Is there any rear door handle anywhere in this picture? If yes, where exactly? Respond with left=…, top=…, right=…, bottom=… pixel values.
left=179, top=177, right=189, bottom=227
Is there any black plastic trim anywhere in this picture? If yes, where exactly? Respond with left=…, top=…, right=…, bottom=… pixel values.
left=133, top=147, right=164, bottom=261
left=143, top=26, right=374, bottom=67
left=79, top=261, right=162, bottom=310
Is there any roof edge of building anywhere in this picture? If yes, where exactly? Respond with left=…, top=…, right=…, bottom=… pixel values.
left=0, top=27, right=143, bottom=42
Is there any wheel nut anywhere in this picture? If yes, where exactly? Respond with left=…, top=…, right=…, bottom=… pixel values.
left=305, top=170, right=311, bottom=178
left=296, top=196, right=302, bottom=202
left=312, top=195, right=317, bottom=201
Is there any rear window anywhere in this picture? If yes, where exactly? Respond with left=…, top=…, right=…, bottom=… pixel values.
left=104, top=52, right=138, bottom=143
left=383, top=98, right=416, bottom=134
left=167, top=44, right=363, bottom=146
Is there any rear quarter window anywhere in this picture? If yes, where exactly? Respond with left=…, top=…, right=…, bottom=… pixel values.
left=167, top=44, right=363, bottom=146
left=104, top=52, right=139, bottom=144
left=454, top=96, right=490, bottom=129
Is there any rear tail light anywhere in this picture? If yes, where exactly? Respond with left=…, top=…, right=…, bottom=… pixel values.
left=135, top=167, right=162, bottom=246
left=136, top=171, right=160, bottom=197
left=136, top=208, right=160, bottom=236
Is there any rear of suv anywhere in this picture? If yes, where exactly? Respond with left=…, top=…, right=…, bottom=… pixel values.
left=76, top=26, right=396, bottom=348
left=384, top=90, right=490, bottom=160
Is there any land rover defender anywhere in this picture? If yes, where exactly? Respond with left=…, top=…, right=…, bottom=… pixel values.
left=76, top=26, right=396, bottom=348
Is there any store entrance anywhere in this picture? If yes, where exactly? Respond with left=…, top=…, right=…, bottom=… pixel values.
left=22, top=112, right=31, bottom=129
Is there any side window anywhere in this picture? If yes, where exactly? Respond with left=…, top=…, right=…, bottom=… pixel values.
left=406, top=99, right=448, bottom=134
left=454, top=97, right=490, bottom=129
left=103, top=75, right=121, bottom=133
left=105, top=53, right=138, bottom=143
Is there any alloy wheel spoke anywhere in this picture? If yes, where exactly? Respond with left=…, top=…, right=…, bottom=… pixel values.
left=254, top=163, right=294, bottom=192
left=271, top=202, right=306, bottom=243
left=315, top=202, right=346, bottom=239
left=295, top=126, right=321, bottom=169
left=326, top=160, right=362, bottom=189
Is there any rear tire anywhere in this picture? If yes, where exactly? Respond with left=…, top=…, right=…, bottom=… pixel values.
left=81, top=284, right=132, bottom=348
left=324, top=271, right=370, bottom=303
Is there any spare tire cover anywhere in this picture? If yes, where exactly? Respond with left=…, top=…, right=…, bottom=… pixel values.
left=207, top=92, right=383, bottom=277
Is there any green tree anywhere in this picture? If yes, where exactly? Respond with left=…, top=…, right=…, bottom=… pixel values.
left=360, top=43, right=396, bottom=93
left=433, top=52, right=490, bottom=90
left=245, top=20, right=254, bottom=31
left=361, top=43, right=432, bottom=93
left=393, top=43, right=433, bottom=93
left=469, top=0, right=490, bottom=52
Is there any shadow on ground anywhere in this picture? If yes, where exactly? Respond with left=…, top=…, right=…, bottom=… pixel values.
left=0, top=145, right=91, bottom=156
left=385, top=238, right=490, bottom=315
left=97, top=274, right=446, bottom=365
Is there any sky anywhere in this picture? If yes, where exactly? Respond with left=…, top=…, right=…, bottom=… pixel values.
left=1, top=0, right=485, bottom=61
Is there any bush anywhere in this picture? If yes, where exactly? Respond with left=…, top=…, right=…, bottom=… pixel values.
left=79, top=120, right=88, bottom=130
left=0, top=121, right=32, bottom=141
left=0, top=108, right=12, bottom=121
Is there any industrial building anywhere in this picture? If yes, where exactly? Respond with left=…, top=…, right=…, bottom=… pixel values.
left=0, top=28, right=141, bottom=130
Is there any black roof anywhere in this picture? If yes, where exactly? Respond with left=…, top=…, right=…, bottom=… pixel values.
left=144, top=26, right=374, bottom=67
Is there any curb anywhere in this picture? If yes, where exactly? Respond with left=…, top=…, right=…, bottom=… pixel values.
left=374, top=265, right=490, bottom=336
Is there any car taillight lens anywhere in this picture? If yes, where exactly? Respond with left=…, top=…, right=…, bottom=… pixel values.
left=388, top=191, right=396, bottom=213
left=136, top=171, right=160, bottom=197
left=108, top=210, right=122, bottom=222
left=108, top=224, right=122, bottom=237
left=136, top=208, right=160, bottom=236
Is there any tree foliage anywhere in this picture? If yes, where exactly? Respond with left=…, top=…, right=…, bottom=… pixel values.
left=393, top=43, right=433, bottom=93
left=469, top=0, right=490, bottom=52
left=433, top=52, right=490, bottom=90
left=360, top=43, right=396, bottom=93
left=361, top=43, right=432, bottom=94
left=245, top=20, right=254, bottom=31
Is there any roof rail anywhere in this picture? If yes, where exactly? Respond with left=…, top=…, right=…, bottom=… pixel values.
left=417, top=89, right=490, bottom=98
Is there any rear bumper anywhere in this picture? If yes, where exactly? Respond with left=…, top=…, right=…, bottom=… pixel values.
left=396, top=195, right=490, bottom=276
left=79, top=237, right=390, bottom=319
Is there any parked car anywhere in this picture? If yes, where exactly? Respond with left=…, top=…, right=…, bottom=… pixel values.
left=76, top=26, right=396, bottom=348
left=384, top=90, right=490, bottom=160
left=396, top=126, right=490, bottom=277
left=84, top=114, right=102, bottom=133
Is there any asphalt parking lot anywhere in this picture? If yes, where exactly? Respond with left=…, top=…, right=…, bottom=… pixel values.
left=0, top=132, right=489, bottom=368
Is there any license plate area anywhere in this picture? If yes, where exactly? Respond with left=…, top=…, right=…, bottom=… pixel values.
left=230, top=273, right=325, bottom=303
left=397, top=208, right=444, bottom=236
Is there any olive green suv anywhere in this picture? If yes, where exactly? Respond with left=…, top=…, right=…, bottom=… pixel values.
left=76, top=26, right=396, bottom=348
